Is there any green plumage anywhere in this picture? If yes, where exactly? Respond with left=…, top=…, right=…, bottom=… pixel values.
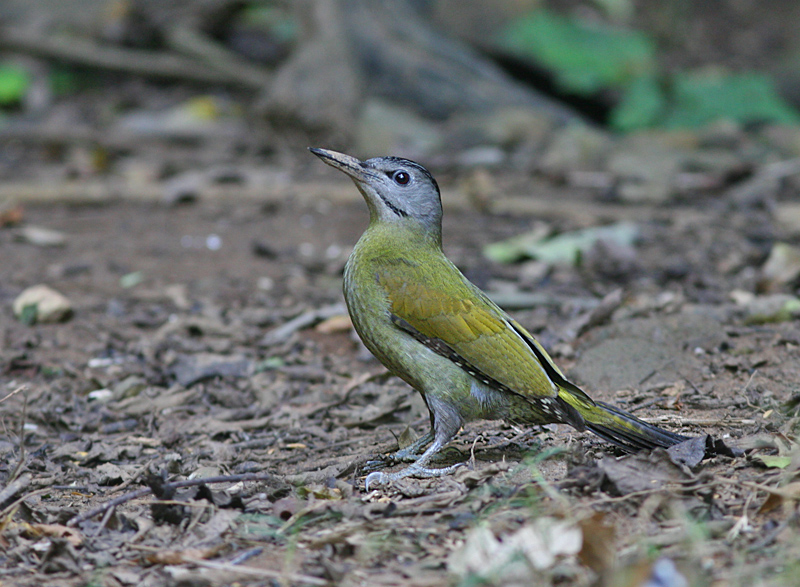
left=310, top=148, right=687, bottom=487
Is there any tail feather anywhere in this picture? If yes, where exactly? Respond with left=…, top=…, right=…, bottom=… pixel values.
left=584, top=400, right=688, bottom=452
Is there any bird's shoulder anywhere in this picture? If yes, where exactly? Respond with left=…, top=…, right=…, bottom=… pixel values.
left=375, top=254, right=503, bottom=341
left=374, top=254, right=560, bottom=397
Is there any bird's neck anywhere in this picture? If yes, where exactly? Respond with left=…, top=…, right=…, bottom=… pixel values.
left=360, top=218, right=443, bottom=257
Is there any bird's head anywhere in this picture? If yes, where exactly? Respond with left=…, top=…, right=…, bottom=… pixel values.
left=309, top=148, right=442, bottom=239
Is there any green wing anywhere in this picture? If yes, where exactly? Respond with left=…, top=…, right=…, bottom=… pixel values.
left=376, top=261, right=559, bottom=400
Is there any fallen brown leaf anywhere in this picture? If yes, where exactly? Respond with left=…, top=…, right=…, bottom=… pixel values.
left=22, top=523, right=83, bottom=547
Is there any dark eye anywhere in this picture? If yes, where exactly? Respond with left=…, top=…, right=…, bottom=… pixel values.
left=392, top=170, right=410, bottom=185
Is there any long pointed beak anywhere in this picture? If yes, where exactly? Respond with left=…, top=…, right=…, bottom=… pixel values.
left=308, top=148, right=370, bottom=182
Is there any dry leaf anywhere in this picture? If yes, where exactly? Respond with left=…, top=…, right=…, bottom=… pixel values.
left=578, top=512, right=616, bottom=575
left=758, top=481, right=800, bottom=514
left=22, top=523, right=83, bottom=547
left=449, top=518, right=582, bottom=584
left=315, top=314, right=353, bottom=333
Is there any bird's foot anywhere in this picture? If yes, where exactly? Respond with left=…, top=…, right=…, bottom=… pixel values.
left=364, top=461, right=467, bottom=491
left=363, top=448, right=422, bottom=473
left=363, top=458, right=389, bottom=473
left=362, top=432, right=436, bottom=473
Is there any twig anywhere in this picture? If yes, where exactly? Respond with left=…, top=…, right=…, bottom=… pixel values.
left=640, top=416, right=756, bottom=427
left=0, top=385, right=26, bottom=404
left=260, top=303, right=347, bottom=346
left=126, top=544, right=325, bottom=584
left=628, top=396, right=670, bottom=413
left=165, top=25, right=270, bottom=87
left=0, top=27, right=258, bottom=87
left=675, top=368, right=703, bottom=395
left=68, top=487, right=151, bottom=527
left=740, top=370, right=768, bottom=415
left=186, top=558, right=327, bottom=585
left=228, top=547, right=263, bottom=565
left=0, top=487, right=54, bottom=520
left=0, top=474, right=31, bottom=507
left=93, top=503, right=118, bottom=538
left=727, top=491, right=755, bottom=542
left=7, top=393, right=29, bottom=486
left=107, top=458, right=161, bottom=495
left=637, top=359, right=676, bottom=386
left=67, top=472, right=278, bottom=527
left=469, top=435, right=480, bottom=470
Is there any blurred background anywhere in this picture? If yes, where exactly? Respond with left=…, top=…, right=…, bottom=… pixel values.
left=3, top=3, right=800, bottom=586
left=1, top=0, right=800, bottom=191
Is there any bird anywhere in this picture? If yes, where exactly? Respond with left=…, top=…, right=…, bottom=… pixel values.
left=309, top=147, right=688, bottom=489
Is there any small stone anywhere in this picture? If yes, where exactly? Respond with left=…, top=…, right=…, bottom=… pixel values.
left=87, top=389, right=114, bottom=403
left=17, top=225, right=67, bottom=247
left=761, top=242, right=800, bottom=289
left=737, top=293, right=800, bottom=324
left=13, top=285, right=73, bottom=324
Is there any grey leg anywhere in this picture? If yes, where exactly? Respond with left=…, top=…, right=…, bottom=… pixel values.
left=390, top=430, right=435, bottom=461
left=364, top=399, right=465, bottom=490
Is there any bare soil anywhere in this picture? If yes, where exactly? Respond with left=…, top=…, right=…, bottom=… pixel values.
left=2, top=174, right=799, bottom=586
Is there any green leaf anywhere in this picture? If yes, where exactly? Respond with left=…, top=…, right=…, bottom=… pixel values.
left=50, top=68, right=80, bottom=97
left=756, top=455, right=792, bottom=469
left=238, top=5, right=298, bottom=43
left=19, top=303, right=38, bottom=326
left=119, top=271, right=143, bottom=289
left=255, top=356, right=285, bottom=372
left=610, top=75, right=666, bottom=131
left=496, top=8, right=655, bottom=94
left=485, top=222, right=639, bottom=265
left=663, top=71, right=800, bottom=128
left=0, top=64, right=30, bottom=105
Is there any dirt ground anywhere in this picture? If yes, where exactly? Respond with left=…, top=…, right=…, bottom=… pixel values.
left=2, top=159, right=800, bottom=586
left=2, top=1, right=800, bottom=584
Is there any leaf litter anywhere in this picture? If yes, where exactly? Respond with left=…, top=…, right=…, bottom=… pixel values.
left=2, top=174, right=800, bottom=587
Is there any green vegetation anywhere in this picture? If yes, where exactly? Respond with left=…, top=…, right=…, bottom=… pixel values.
left=497, top=8, right=800, bottom=131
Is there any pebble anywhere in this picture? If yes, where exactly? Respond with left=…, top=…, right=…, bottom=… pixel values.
left=17, top=225, right=67, bottom=247
left=13, top=284, right=73, bottom=324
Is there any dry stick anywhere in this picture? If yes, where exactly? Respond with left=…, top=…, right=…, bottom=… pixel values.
left=93, top=503, right=118, bottom=538
left=740, top=370, right=768, bottom=416
left=106, top=457, right=162, bottom=496
left=6, top=393, right=29, bottom=486
left=0, top=487, right=53, bottom=520
left=727, top=490, right=756, bottom=542
left=182, top=557, right=327, bottom=586
left=0, top=385, right=26, bottom=404
left=165, top=24, right=271, bottom=87
left=126, top=544, right=326, bottom=585
left=0, top=27, right=259, bottom=87
left=260, top=303, right=347, bottom=346
left=0, top=474, right=32, bottom=507
left=67, top=472, right=278, bottom=527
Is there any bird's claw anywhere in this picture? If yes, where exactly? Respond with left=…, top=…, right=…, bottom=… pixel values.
left=365, top=471, right=389, bottom=491
left=363, top=461, right=468, bottom=491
